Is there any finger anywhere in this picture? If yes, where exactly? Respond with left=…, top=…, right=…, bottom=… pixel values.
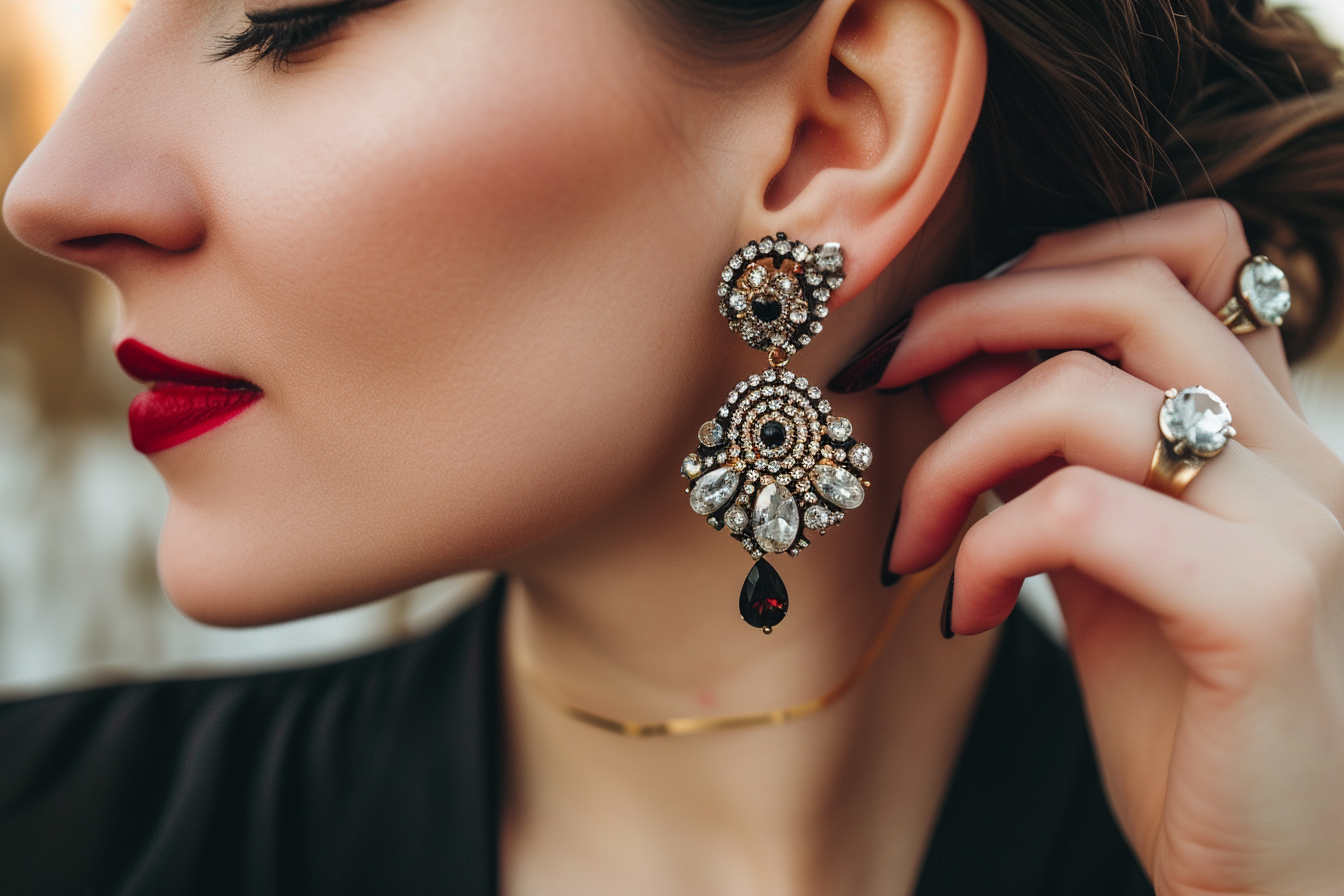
left=876, top=256, right=1298, bottom=448
left=1017, top=200, right=1249, bottom=312
left=948, top=465, right=1320, bottom=670
left=893, top=351, right=1301, bottom=572
left=1013, top=199, right=1299, bottom=410
left=923, top=351, right=1037, bottom=425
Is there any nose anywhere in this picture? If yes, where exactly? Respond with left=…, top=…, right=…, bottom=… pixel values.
left=2, top=6, right=206, bottom=275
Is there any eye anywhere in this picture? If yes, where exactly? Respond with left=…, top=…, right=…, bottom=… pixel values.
left=215, top=0, right=399, bottom=68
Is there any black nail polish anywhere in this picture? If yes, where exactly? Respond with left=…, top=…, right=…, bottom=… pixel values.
left=940, top=572, right=955, bottom=639
left=828, top=310, right=912, bottom=394
left=879, top=504, right=902, bottom=587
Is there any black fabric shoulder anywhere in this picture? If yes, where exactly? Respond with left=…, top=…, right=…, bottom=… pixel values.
left=912, top=610, right=1154, bottom=896
left=0, top=582, right=506, bottom=896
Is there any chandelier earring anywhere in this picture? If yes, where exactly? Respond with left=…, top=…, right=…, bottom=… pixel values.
left=681, top=234, right=873, bottom=633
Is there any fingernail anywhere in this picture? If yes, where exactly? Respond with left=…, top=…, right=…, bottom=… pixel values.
left=828, top=310, right=912, bottom=393
left=879, top=503, right=902, bottom=587
left=940, top=572, right=955, bottom=639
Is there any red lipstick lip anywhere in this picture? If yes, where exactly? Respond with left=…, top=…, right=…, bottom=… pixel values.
left=116, top=339, right=262, bottom=454
left=116, top=338, right=258, bottom=389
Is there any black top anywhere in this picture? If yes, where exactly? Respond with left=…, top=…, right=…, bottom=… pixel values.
left=0, top=581, right=1152, bottom=895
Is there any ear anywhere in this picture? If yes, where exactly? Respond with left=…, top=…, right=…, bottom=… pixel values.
left=739, top=0, right=987, bottom=302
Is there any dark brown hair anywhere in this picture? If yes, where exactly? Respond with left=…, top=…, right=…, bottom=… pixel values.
left=641, top=0, right=1344, bottom=360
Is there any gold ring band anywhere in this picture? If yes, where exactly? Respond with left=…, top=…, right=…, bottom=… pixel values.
left=1143, top=439, right=1207, bottom=497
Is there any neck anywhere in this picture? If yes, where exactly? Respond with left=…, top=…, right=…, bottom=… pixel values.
left=499, top=386, right=1001, bottom=896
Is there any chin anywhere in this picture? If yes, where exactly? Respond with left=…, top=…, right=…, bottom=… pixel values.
left=154, top=503, right=389, bottom=628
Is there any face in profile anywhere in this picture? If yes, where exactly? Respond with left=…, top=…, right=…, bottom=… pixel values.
left=3, top=0, right=764, bottom=624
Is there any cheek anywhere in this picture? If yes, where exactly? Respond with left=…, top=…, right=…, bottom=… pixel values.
left=154, top=2, right=739, bottom=622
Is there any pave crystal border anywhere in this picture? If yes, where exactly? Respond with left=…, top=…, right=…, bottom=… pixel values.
left=682, top=366, right=871, bottom=560
left=716, top=234, right=845, bottom=356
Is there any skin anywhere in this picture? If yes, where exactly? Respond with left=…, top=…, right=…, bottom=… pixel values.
left=4, top=1, right=1344, bottom=895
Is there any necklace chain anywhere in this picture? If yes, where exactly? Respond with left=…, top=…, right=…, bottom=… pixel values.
left=520, top=533, right=963, bottom=737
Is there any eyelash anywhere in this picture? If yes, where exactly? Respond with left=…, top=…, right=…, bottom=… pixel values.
left=215, top=0, right=396, bottom=68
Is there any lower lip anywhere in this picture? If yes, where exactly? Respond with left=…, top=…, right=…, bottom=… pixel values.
left=128, top=384, right=261, bottom=454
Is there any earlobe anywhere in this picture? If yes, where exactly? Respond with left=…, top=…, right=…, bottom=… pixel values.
left=744, top=0, right=987, bottom=302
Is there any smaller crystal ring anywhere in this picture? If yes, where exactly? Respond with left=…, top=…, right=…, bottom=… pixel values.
left=1143, top=386, right=1235, bottom=498
left=1217, top=255, right=1290, bottom=334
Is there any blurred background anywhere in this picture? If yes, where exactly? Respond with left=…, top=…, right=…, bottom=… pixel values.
left=2, top=0, right=1343, bottom=694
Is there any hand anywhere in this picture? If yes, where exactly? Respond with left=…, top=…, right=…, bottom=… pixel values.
left=878, top=200, right=1344, bottom=895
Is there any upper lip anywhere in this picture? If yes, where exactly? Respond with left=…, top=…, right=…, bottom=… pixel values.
left=115, top=339, right=260, bottom=391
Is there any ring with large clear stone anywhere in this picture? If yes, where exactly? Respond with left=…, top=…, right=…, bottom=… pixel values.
left=1144, top=386, right=1234, bottom=498
left=1217, top=255, right=1290, bottom=333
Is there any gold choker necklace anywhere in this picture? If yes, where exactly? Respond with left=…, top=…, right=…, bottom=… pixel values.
left=520, top=537, right=961, bottom=738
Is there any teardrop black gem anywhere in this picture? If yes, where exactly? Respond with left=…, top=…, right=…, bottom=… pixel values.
left=740, top=559, right=788, bottom=629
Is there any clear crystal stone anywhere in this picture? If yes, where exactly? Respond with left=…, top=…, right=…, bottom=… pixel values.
left=749, top=374, right=761, bottom=386
left=814, top=465, right=865, bottom=509
left=798, top=335, right=811, bottom=345
left=724, top=505, right=749, bottom=533
left=775, top=239, right=791, bottom=255
left=728, top=291, right=747, bottom=311
left=788, top=309, right=807, bottom=324
left=689, top=467, right=739, bottom=514
left=778, top=275, right=796, bottom=295
left=743, top=244, right=757, bottom=260
left=1160, top=386, right=1233, bottom=456
left=826, top=274, right=844, bottom=289
left=752, top=483, right=800, bottom=553
left=815, top=305, right=828, bottom=318
left=759, top=237, right=773, bottom=253
left=815, top=287, right=830, bottom=302
left=792, top=243, right=809, bottom=262
left=803, top=505, right=831, bottom=530
left=795, top=377, right=808, bottom=389
left=849, top=443, right=872, bottom=470
left=779, top=370, right=795, bottom=383
left=699, top=420, right=725, bottom=446
left=818, top=399, right=830, bottom=413
left=730, top=255, right=742, bottom=269
left=763, top=370, right=777, bottom=382
left=827, top=417, right=852, bottom=441
left=721, top=269, right=733, bottom=282
left=1240, top=256, right=1291, bottom=325
left=718, top=283, right=729, bottom=297
left=807, top=387, right=822, bottom=400
left=681, top=454, right=703, bottom=479
left=816, top=242, right=844, bottom=272
left=746, top=265, right=767, bottom=288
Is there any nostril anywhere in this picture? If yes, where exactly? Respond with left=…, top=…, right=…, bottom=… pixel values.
left=62, top=234, right=153, bottom=252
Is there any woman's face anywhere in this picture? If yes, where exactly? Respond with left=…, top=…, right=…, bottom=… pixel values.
left=4, top=0, right=766, bottom=623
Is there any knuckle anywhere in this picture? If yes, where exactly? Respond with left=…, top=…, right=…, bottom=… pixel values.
left=1036, top=465, right=1108, bottom=536
left=1119, top=253, right=1182, bottom=294
left=1189, top=197, right=1250, bottom=266
left=1249, top=555, right=1320, bottom=648
left=1030, top=350, right=1114, bottom=395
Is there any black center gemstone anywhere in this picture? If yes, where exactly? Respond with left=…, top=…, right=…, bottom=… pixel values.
left=740, top=558, right=788, bottom=630
left=759, top=420, right=787, bottom=450
left=751, top=299, right=782, bottom=322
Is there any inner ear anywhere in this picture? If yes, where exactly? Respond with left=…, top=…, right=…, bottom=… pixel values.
left=763, top=54, right=887, bottom=212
